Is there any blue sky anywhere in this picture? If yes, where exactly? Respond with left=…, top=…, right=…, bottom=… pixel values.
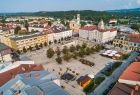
left=0, top=0, right=140, bottom=12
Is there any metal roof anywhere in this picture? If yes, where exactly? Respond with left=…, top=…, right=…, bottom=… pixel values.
left=0, top=70, right=69, bottom=95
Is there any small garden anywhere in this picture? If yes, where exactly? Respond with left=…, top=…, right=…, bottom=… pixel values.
left=46, top=43, right=104, bottom=64
left=83, top=77, right=105, bottom=94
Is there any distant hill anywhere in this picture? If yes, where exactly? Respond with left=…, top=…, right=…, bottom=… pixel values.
left=0, top=8, right=140, bottom=23
left=107, top=8, right=140, bottom=13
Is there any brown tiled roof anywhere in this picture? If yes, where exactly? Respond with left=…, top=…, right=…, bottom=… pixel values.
left=81, top=25, right=116, bottom=32
left=77, top=75, right=91, bottom=86
left=81, top=25, right=97, bottom=31
left=108, top=83, right=140, bottom=95
left=0, top=64, right=44, bottom=86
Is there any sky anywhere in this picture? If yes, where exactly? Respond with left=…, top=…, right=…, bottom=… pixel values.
left=0, top=0, right=140, bottom=12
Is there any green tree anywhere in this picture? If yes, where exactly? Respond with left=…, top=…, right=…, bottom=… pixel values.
left=82, top=43, right=87, bottom=49
left=24, top=20, right=29, bottom=31
left=54, top=39, right=57, bottom=44
left=56, top=56, right=62, bottom=64
left=23, top=47, right=27, bottom=53
left=85, top=47, right=91, bottom=55
left=81, top=21, right=87, bottom=27
left=39, top=43, right=43, bottom=48
left=58, top=39, right=61, bottom=43
left=29, top=46, right=32, bottom=51
left=70, top=45, right=76, bottom=52
left=72, top=52, right=78, bottom=59
left=56, top=47, right=61, bottom=56
left=62, top=46, right=69, bottom=54
left=47, top=48, right=55, bottom=58
left=61, top=37, right=64, bottom=41
left=131, top=24, right=140, bottom=32
left=90, top=47, right=95, bottom=54
left=95, top=45, right=104, bottom=52
left=64, top=37, right=67, bottom=41
left=63, top=53, right=71, bottom=61
left=78, top=48, right=85, bottom=57
left=44, top=42, right=47, bottom=47
left=31, top=29, right=34, bottom=32
left=76, top=44, right=81, bottom=51
left=48, top=21, right=52, bottom=26
left=1, top=18, right=6, bottom=23
left=35, top=44, right=39, bottom=50
left=14, top=26, right=21, bottom=34
left=49, top=41, right=52, bottom=45
left=17, top=50, right=21, bottom=54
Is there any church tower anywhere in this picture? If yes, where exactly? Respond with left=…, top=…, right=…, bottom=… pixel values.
left=98, top=19, right=105, bottom=29
left=77, top=14, right=80, bottom=25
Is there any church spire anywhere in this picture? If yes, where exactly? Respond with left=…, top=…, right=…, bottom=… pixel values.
left=98, top=19, right=105, bottom=29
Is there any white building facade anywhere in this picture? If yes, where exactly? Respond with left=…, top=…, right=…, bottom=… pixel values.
left=48, top=30, right=73, bottom=44
left=79, top=20, right=117, bottom=43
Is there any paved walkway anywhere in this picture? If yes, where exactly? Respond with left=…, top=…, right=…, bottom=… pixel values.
left=90, top=51, right=139, bottom=95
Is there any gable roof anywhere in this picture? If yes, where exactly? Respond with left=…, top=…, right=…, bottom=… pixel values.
left=108, top=83, right=140, bottom=95
left=81, top=25, right=116, bottom=32
left=0, top=64, right=44, bottom=86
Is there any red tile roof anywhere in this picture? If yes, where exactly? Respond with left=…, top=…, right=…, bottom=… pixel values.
left=81, top=25, right=97, bottom=31
left=119, top=62, right=140, bottom=82
left=81, top=25, right=116, bottom=32
left=0, top=64, right=44, bottom=86
left=108, top=83, right=140, bottom=95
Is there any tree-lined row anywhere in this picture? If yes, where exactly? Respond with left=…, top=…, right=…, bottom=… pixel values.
left=46, top=43, right=104, bottom=64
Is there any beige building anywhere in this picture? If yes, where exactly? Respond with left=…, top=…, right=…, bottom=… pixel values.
left=113, top=33, right=140, bottom=51
left=0, top=43, right=12, bottom=62
left=1, top=32, right=48, bottom=52
left=10, top=33, right=48, bottom=51
left=69, top=14, right=81, bottom=32
left=79, top=20, right=117, bottom=43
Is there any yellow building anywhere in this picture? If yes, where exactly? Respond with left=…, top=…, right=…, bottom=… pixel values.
left=113, top=34, right=140, bottom=51
left=0, top=35, right=12, bottom=48
left=69, top=14, right=81, bottom=32
left=10, top=33, right=48, bottom=51
left=1, top=33, right=48, bottom=52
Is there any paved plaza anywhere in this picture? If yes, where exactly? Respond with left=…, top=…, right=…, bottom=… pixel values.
left=22, top=41, right=115, bottom=95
